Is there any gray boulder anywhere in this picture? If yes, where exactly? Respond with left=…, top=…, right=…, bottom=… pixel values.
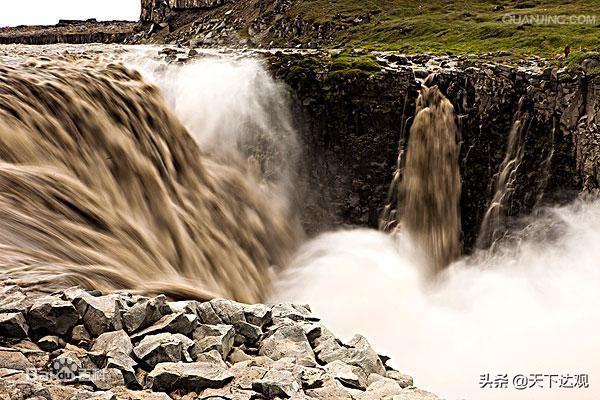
left=259, top=323, right=316, bottom=367
left=146, top=361, right=233, bottom=392
left=0, top=312, right=28, bottom=338
left=192, top=324, right=234, bottom=359
left=28, top=296, right=79, bottom=335
left=134, top=333, right=194, bottom=368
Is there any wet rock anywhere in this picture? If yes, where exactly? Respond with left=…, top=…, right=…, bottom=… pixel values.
left=0, top=312, right=28, bottom=338
left=28, top=296, right=79, bottom=335
left=260, top=324, right=316, bottom=367
left=146, top=361, right=233, bottom=392
left=133, top=333, right=194, bottom=368
left=192, top=324, right=234, bottom=359
left=252, top=369, right=301, bottom=398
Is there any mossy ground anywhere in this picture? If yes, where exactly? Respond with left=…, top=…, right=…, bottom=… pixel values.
left=288, top=0, right=599, bottom=57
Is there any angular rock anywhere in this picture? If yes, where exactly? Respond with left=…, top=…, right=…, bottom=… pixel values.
left=72, top=324, right=92, bottom=344
left=134, top=333, right=193, bottom=368
left=0, top=286, right=28, bottom=313
left=146, top=361, right=233, bottom=392
left=122, top=295, right=171, bottom=334
left=0, top=312, right=28, bottom=338
left=386, top=370, right=414, bottom=389
left=92, top=368, right=125, bottom=390
left=131, top=312, right=197, bottom=339
left=252, top=369, right=301, bottom=398
left=0, top=347, right=34, bottom=371
left=73, top=293, right=125, bottom=336
left=197, top=299, right=246, bottom=325
left=233, top=321, right=262, bottom=346
left=192, top=324, right=234, bottom=359
left=93, top=330, right=134, bottom=356
left=27, top=296, right=79, bottom=335
left=259, top=324, right=316, bottom=367
left=325, top=360, right=365, bottom=389
left=243, top=304, right=272, bottom=327
left=111, top=386, right=172, bottom=400
left=362, top=377, right=403, bottom=399
left=315, top=335, right=385, bottom=377
left=271, top=304, right=317, bottom=325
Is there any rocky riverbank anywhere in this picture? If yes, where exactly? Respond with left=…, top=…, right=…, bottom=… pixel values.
left=0, top=284, right=438, bottom=399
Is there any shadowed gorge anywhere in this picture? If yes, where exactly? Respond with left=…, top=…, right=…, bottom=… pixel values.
left=0, top=57, right=300, bottom=303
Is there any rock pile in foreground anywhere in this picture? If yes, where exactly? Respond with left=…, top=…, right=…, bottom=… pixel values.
left=0, top=284, right=438, bottom=399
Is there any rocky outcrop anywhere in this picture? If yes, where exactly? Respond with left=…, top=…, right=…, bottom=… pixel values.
left=264, top=51, right=599, bottom=249
left=0, top=284, right=437, bottom=399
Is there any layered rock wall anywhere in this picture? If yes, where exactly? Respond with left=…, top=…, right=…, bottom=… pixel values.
left=266, top=53, right=598, bottom=250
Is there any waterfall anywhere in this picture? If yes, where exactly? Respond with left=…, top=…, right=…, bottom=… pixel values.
left=391, top=84, right=462, bottom=274
left=477, top=97, right=530, bottom=249
left=0, top=52, right=301, bottom=303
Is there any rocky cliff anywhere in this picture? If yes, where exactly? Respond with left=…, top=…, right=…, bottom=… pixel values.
left=262, top=51, right=599, bottom=251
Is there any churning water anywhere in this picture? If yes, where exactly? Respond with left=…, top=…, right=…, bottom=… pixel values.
left=0, top=45, right=598, bottom=400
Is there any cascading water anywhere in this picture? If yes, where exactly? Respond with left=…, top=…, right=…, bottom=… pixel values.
left=386, top=83, right=462, bottom=274
left=0, top=45, right=598, bottom=400
left=0, top=49, right=300, bottom=303
left=477, top=97, right=530, bottom=250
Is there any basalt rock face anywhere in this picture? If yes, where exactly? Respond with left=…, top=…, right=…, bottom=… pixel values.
left=266, top=52, right=598, bottom=250
left=0, top=284, right=437, bottom=399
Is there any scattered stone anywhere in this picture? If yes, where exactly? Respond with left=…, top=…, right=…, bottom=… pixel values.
left=72, top=324, right=92, bottom=344
left=315, top=335, right=385, bottom=377
left=122, top=295, right=171, bottom=334
left=0, top=312, right=28, bottom=338
left=27, top=296, right=79, bottom=335
left=73, top=293, right=125, bottom=336
left=0, top=347, right=34, bottom=371
left=192, top=324, right=234, bottom=359
left=131, top=312, right=197, bottom=339
left=93, top=330, right=134, bottom=356
left=233, top=321, right=262, bottom=346
left=252, top=369, right=301, bottom=398
left=146, top=361, right=233, bottom=392
left=0, top=286, right=28, bottom=313
left=134, top=333, right=194, bottom=368
left=362, top=377, right=404, bottom=399
left=325, top=360, right=365, bottom=389
left=387, top=370, right=414, bottom=388
left=92, top=368, right=125, bottom=390
left=260, top=324, right=316, bottom=367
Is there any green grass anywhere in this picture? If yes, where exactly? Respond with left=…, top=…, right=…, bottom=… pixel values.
left=286, top=0, right=600, bottom=57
